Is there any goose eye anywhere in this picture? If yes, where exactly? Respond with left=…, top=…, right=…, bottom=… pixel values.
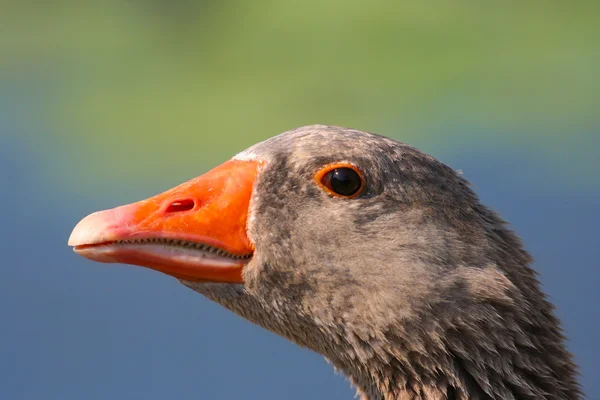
left=315, top=164, right=365, bottom=198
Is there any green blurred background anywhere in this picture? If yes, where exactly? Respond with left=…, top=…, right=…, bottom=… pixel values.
left=2, top=1, right=599, bottom=190
left=1, top=2, right=598, bottom=399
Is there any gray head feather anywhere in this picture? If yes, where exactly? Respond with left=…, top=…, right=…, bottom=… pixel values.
left=183, top=125, right=580, bottom=400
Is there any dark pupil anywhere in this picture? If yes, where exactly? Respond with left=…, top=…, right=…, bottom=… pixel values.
left=328, top=168, right=362, bottom=196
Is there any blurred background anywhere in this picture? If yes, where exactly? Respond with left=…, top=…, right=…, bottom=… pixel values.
left=1, top=2, right=598, bottom=399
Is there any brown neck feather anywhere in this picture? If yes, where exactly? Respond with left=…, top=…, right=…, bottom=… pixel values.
left=187, top=220, right=581, bottom=399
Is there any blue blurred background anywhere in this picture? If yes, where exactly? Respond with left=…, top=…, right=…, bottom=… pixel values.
left=1, top=2, right=598, bottom=399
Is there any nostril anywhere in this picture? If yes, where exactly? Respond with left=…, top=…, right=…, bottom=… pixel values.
left=165, top=199, right=195, bottom=213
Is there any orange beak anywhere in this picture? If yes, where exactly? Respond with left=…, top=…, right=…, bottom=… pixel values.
left=68, top=160, right=261, bottom=283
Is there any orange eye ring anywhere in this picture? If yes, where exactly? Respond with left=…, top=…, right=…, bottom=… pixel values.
left=314, top=162, right=365, bottom=199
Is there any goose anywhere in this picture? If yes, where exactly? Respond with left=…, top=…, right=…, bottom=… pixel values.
left=68, top=125, right=580, bottom=399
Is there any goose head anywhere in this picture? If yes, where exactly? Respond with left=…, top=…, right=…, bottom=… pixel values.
left=69, top=125, right=580, bottom=399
